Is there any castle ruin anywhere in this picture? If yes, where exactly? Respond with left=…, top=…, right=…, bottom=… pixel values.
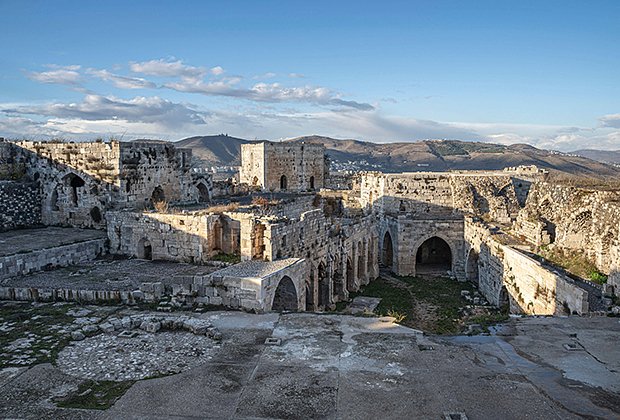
left=1, top=138, right=619, bottom=316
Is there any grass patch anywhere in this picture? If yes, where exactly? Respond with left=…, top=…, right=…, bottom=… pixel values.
left=54, top=379, right=134, bottom=410
left=0, top=302, right=76, bottom=366
left=539, top=246, right=608, bottom=284
left=211, top=253, right=241, bottom=264
left=351, top=275, right=506, bottom=335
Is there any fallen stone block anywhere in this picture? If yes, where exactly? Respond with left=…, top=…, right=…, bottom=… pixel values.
left=71, top=331, right=85, bottom=341
left=99, top=322, right=114, bottom=333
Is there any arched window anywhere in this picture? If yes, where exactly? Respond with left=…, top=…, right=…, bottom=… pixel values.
left=309, top=176, right=315, bottom=190
left=280, top=175, right=288, bottom=190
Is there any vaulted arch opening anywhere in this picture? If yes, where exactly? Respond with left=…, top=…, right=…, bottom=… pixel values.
left=151, top=186, right=165, bottom=204
left=63, top=173, right=85, bottom=206
left=271, top=276, right=298, bottom=311
left=318, top=262, right=329, bottom=308
left=382, top=231, right=394, bottom=268
left=137, top=238, right=152, bottom=260
left=196, top=182, right=210, bottom=203
left=466, top=249, right=479, bottom=285
left=346, top=257, right=355, bottom=292
left=415, top=236, right=452, bottom=276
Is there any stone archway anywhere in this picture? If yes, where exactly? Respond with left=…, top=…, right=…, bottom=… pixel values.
left=465, top=249, right=479, bottom=284
left=271, top=276, right=298, bottom=311
left=151, top=186, right=165, bottom=203
left=280, top=175, right=288, bottom=190
left=346, top=257, right=355, bottom=292
left=382, top=231, right=394, bottom=269
left=196, top=183, right=210, bottom=203
left=318, top=262, right=329, bottom=308
left=63, top=173, right=85, bottom=207
left=137, top=238, right=153, bottom=260
left=415, top=236, right=452, bottom=276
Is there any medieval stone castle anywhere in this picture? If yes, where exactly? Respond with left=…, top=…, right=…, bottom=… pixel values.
left=1, top=138, right=619, bottom=315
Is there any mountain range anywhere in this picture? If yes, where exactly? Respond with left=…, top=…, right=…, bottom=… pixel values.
left=174, top=134, right=620, bottom=178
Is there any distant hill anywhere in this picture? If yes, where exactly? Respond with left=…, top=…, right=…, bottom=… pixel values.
left=572, top=149, right=620, bottom=165
left=175, top=134, right=620, bottom=178
left=175, top=134, right=256, bottom=166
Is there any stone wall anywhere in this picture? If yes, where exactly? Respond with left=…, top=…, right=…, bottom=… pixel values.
left=513, top=182, right=620, bottom=274
left=464, top=219, right=589, bottom=315
left=4, top=140, right=206, bottom=229
left=0, top=238, right=107, bottom=280
left=240, top=142, right=326, bottom=192
left=378, top=215, right=466, bottom=279
left=107, top=211, right=241, bottom=263
left=0, top=181, right=41, bottom=231
left=360, top=171, right=525, bottom=222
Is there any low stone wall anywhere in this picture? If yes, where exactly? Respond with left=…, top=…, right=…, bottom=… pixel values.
left=502, top=246, right=589, bottom=315
left=0, top=238, right=107, bottom=280
left=465, top=219, right=589, bottom=315
left=0, top=181, right=42, bottom=231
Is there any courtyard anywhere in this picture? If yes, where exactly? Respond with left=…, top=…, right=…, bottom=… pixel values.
left=0, top=300, right=618, bottom=419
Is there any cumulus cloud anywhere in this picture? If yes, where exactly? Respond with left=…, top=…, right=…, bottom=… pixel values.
left=27, top=65, right=82, bottom=85
left=87, top=69, right=157, bottom=89
left=129, top=59, right=207, bottom=80
left=3, top=94, right=208, bottom=128
left=210, top=66, right=225, bottom=76
left=599, top=113, right=620, bottom=128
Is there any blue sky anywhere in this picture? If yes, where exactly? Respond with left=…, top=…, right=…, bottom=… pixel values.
left=1, top=0, right=619, bottom=150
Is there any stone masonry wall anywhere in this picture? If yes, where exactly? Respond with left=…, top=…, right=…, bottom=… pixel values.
left=240, top=142, right=325, bottom=192
left=0, top=181, right=41, bottom=231
left=0, top=238, right=107, bottom=280
left=360, top=171, right=523, bottom=222
left=465, top=219, right=589, bottom=315
left=514, top=182, right=620, bottom=274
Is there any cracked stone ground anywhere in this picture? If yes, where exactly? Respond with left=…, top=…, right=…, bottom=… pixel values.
left=0, top=303, right=619, bottom=419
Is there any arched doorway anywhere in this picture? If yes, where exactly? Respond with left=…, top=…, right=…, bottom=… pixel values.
left=318, top=262, right=329, bottom=308
left=151, top=186, right=165, bottom=203
left=382, top=231, right=394, bottom=269
left=272, top=276, right=298, bottom=311
left=499, top=286, right=509, bottom=309
left=305, top=283, right=313, bottom=311
left=280, top=175, right=288, bottom=190
left=415, top=237, right=452, bottom=276
left=465, top=249, right=479, bottom=284
left=356, top=242, right=365, bottom=285
left=346, top=257, right=355, bottom=292
left=90, top=206, right=102, bottom=223
left=309, top=176, right=315, bottom=190
left=196, top=183, right=210, bottom=203
left=63, top=173, right=85, bottom=206
left=137, top=238, right=153, bottom=260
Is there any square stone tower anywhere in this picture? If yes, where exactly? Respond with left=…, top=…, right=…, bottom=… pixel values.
left=240, top=141, right=326, bottom=192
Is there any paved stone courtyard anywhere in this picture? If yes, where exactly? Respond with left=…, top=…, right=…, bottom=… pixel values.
left=0, top=306, right=618, bottom=419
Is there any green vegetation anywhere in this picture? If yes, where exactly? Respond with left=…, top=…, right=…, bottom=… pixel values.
left=539, top=246, right=608, bottom=284
left=211, top=252, right=241, bottom=264
left=349, top=275, right=505, bottom=335
left=54, top=380, right=134, bottom=410
left=0, top=303, right=75, bottom=366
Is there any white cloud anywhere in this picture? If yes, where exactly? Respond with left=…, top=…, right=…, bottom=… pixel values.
left=27, top=65, right=82, bottom=85
left=600, top=113, right=620, bottom=129
left=2, top=94, right=208, bottom=128
left=129, top=59, right=207, bottom=80
left=210, top=66, right=225, bottom=76
left=87, top=69, right=157, bottom=89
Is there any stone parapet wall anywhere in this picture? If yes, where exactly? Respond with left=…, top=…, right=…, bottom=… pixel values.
left=0, top=238, right=107, bottom=280
left=360, top=171, right=525, bottom=222
left=0, top=181, right=42, bottom=231
left=465, top=219, right=589, bottom=315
